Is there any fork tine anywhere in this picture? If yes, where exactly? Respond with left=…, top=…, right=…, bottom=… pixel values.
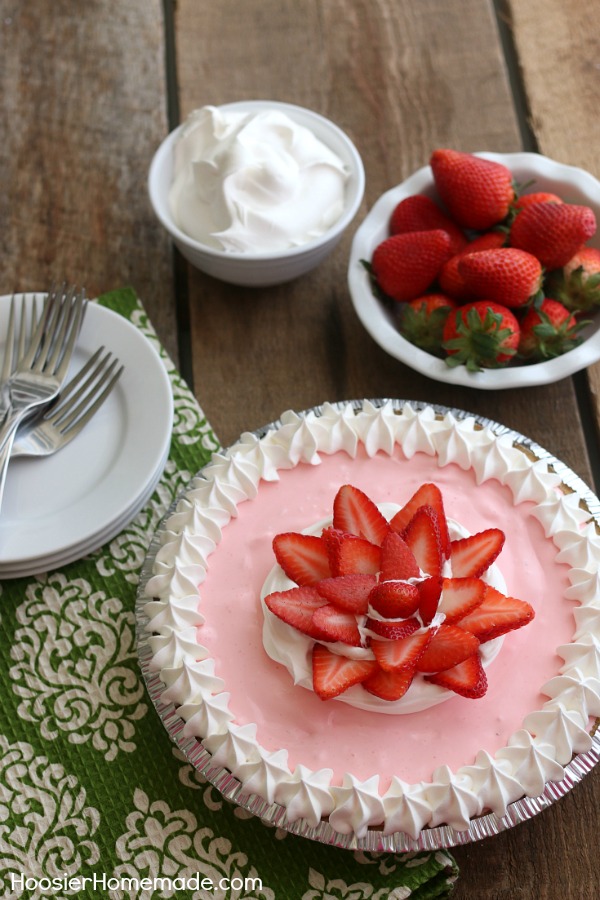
left=50, top=289, right=87, bottom=379
left=46, top=349, right=113, bottom=425
left=20, top=284, right=63, bottom=369
left=51, top=360, right=124, bottom=439
left=1, top=296, right=16, bottom=383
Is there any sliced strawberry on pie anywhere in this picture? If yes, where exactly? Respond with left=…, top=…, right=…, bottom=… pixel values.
left=316, top=573, right=377, bottom=615
left=311, top=604, right=363, bottom=646
left=379, top=530, right=420, bottom=580
left=312, top=644, right=378, bottom=700
left=417, top=574, right=443, bottom=625
left=456, top=584, right=534, bottom=642
left=436, top=576, right=486, bottom=623
left=449, top=528, right=505, bottom=578
left=390, top=482, right=451, bottom=557
left=273, top=532, right=332, bottom=585
left=415, top=623, right=480, bottom=672
left=403, top=504, right=443, bottom=576
left=332, top=484, right=391, bottom=546
left=330, top=533, right=381, bottom=576
left=425, top=653, right=488, bottom=699
left=368, top=581, right=420, bottom=619
left=362, top=665, right=415, bottom=701
left=264, top=586, right=329, bottom=639
left=371, top=629, right=432, bottom=672
left=364, top=615, right=420, bottom=641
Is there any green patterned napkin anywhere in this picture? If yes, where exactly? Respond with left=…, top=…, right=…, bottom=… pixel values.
left=0, top=288, right=458, bottom=899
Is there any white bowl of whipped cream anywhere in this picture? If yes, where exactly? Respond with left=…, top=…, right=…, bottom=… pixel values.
left=149, top=101, right=365, bottom=287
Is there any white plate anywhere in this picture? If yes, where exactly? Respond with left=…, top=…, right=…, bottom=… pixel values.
left=0, top=296, right=173, bottom=567
left=348, top=152, right=600, bottom=389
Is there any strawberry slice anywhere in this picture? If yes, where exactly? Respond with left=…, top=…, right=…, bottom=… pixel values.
left=273, top=532, right=332, bottom=586
left=415, top=623, right=480, bottom=673
left=332, top=484, right=391, bottom=546
left=457, top=585, right=535, bottom=642
left=264, top=586, right=329, bottom=639
left=316, top=573, right=377, bottom=615
left=380, top=530, right=420, bottom=580
left=365, top=616, right=420, bottom=641
left=363, top=665, right=415, bottom=701
left=390, top=483, right=451, bottom=557
left=368, top=581, right=420, bottom=619
left=312, top=644, right=378, bottom=700
left=330, top=533, right=381, bottom=576
left=426, top=653, right=488, bottom=699
left=371, top=629, right=432, bottom=672
left=311, top=604, right=362, bottom=646
left=437, top=576, right=486, bottom=623
left=403, top=505, right=443, bottom=576
left=417, top=574, right=443, bottom=625
left=449, top=529, right=505, bottom=577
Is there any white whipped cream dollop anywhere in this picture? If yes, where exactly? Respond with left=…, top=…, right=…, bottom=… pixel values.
left=169, top=105, right=349, bottom=253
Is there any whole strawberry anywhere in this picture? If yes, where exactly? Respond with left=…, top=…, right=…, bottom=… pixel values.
left=390, top=194, right=467, bottom=256
left=457, top=247, right=543, bottom=308
left=546, top=246, right=600, bottom=312
left=370, top=230, right=452, bottom=302
left=430, top=149, right=515, bottom=230
left=438, top=230, right=507, bottom=299
left=442, top=300, right=520, bottom=371
left=399, top=293, right=458, bottom=354
left=518, top=298, right=586, bottom=360
left=509, top=202, right=596, bottom=270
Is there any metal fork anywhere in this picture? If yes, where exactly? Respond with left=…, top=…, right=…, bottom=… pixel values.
left=0, top=294, right=40, bottom=425
left=0, top=286, right=87, bottom=455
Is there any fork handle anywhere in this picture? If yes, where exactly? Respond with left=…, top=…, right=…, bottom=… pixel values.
left=0, top=429, right=16, bottom=514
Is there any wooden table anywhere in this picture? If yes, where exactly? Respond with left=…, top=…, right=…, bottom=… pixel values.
left=3, top=0, right=600, bottom=895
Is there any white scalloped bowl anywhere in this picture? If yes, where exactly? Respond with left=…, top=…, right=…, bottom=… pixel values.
left=348, top=152, right=600, bottom=389
left=149, top=101, right=365, bottom=288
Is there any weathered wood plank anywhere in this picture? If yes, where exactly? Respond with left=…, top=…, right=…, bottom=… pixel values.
left=0, top=0, right=178, bottom=359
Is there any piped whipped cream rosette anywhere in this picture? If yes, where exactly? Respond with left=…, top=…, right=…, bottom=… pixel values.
left=143, top=400, right=600, bottom=842
left=262, top=483, right=534, bottom=709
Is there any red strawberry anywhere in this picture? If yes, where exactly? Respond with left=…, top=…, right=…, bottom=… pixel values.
left=264, top=586, right=329, bottom=639
left=365, top=616, right=420, bottom=641
left=273, top=532, right=331, bottom=586
left=403, top=505, right=443, bottom=576
left=449, top=528, right=505, bottom=577
left=371, top=629, right=432, bottom=672
left=513, top=191, right=564, bottom=212
left=430, top=149, right=515, bottom=230
left=518, top=297, right=586, bottom=360
left=330, top=533, right=381, bottom=576
left=371, top=230, right=452, bottom=302
left=368, top=581, right=420, bottom=619
left=426, top=653, right=488, bottom=698
left=379, top=530, right=420, bottom=581
left=311, top=604, right=363, bottom=646
left=457, top=248, right=543, bottom=309
left=510, top=202, right=596, bottom=270
left=389, top=194, right=467, bottom=256
left=442, top=301, right=520, bottom=371
left=436, top=576, right=486, bottom=623
left=363, top=665, right=415, bottom=701
left=548, top=246, right=600, bottom=313
left=399, top=293, right=458, bottom=355
left=332, top=484, right=390, bottom=546
left=439, top=231, right=507, bottom=300
left=390, top=483, right=450, bottom=558
left=417, top=574, right=443, bottom=625
left=457, top=584, right=535, bottom=642
left=312, top=644, right=378, bottom=700
left=316, top=573, right=377, bottom=615
left=415, top=623, right=480, bottom=672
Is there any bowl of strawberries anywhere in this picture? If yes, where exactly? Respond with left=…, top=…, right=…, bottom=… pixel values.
left=348, top=150, right=600, bottom=388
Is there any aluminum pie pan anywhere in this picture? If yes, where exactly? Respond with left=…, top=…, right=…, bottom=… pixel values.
left=136, top=398, right=600, bottom=852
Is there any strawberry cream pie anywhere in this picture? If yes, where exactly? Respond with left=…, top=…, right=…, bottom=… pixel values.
left=143, top=400, right=600, bottom=844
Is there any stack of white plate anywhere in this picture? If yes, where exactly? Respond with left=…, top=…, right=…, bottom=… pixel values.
left=0, top=296, right=173, bottom=578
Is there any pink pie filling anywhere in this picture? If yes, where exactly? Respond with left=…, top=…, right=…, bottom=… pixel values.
left=196, top=447, right=573, bottom=790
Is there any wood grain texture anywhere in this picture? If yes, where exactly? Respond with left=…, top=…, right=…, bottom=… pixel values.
left=0, top=0, right=178, bottom=359
left=174, top=1, right=600, bottom=897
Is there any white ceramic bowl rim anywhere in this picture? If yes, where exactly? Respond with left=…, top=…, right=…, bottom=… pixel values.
left=148, top=99, right=366, bottom=263
left=348, top=151, right=600, bottom=390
